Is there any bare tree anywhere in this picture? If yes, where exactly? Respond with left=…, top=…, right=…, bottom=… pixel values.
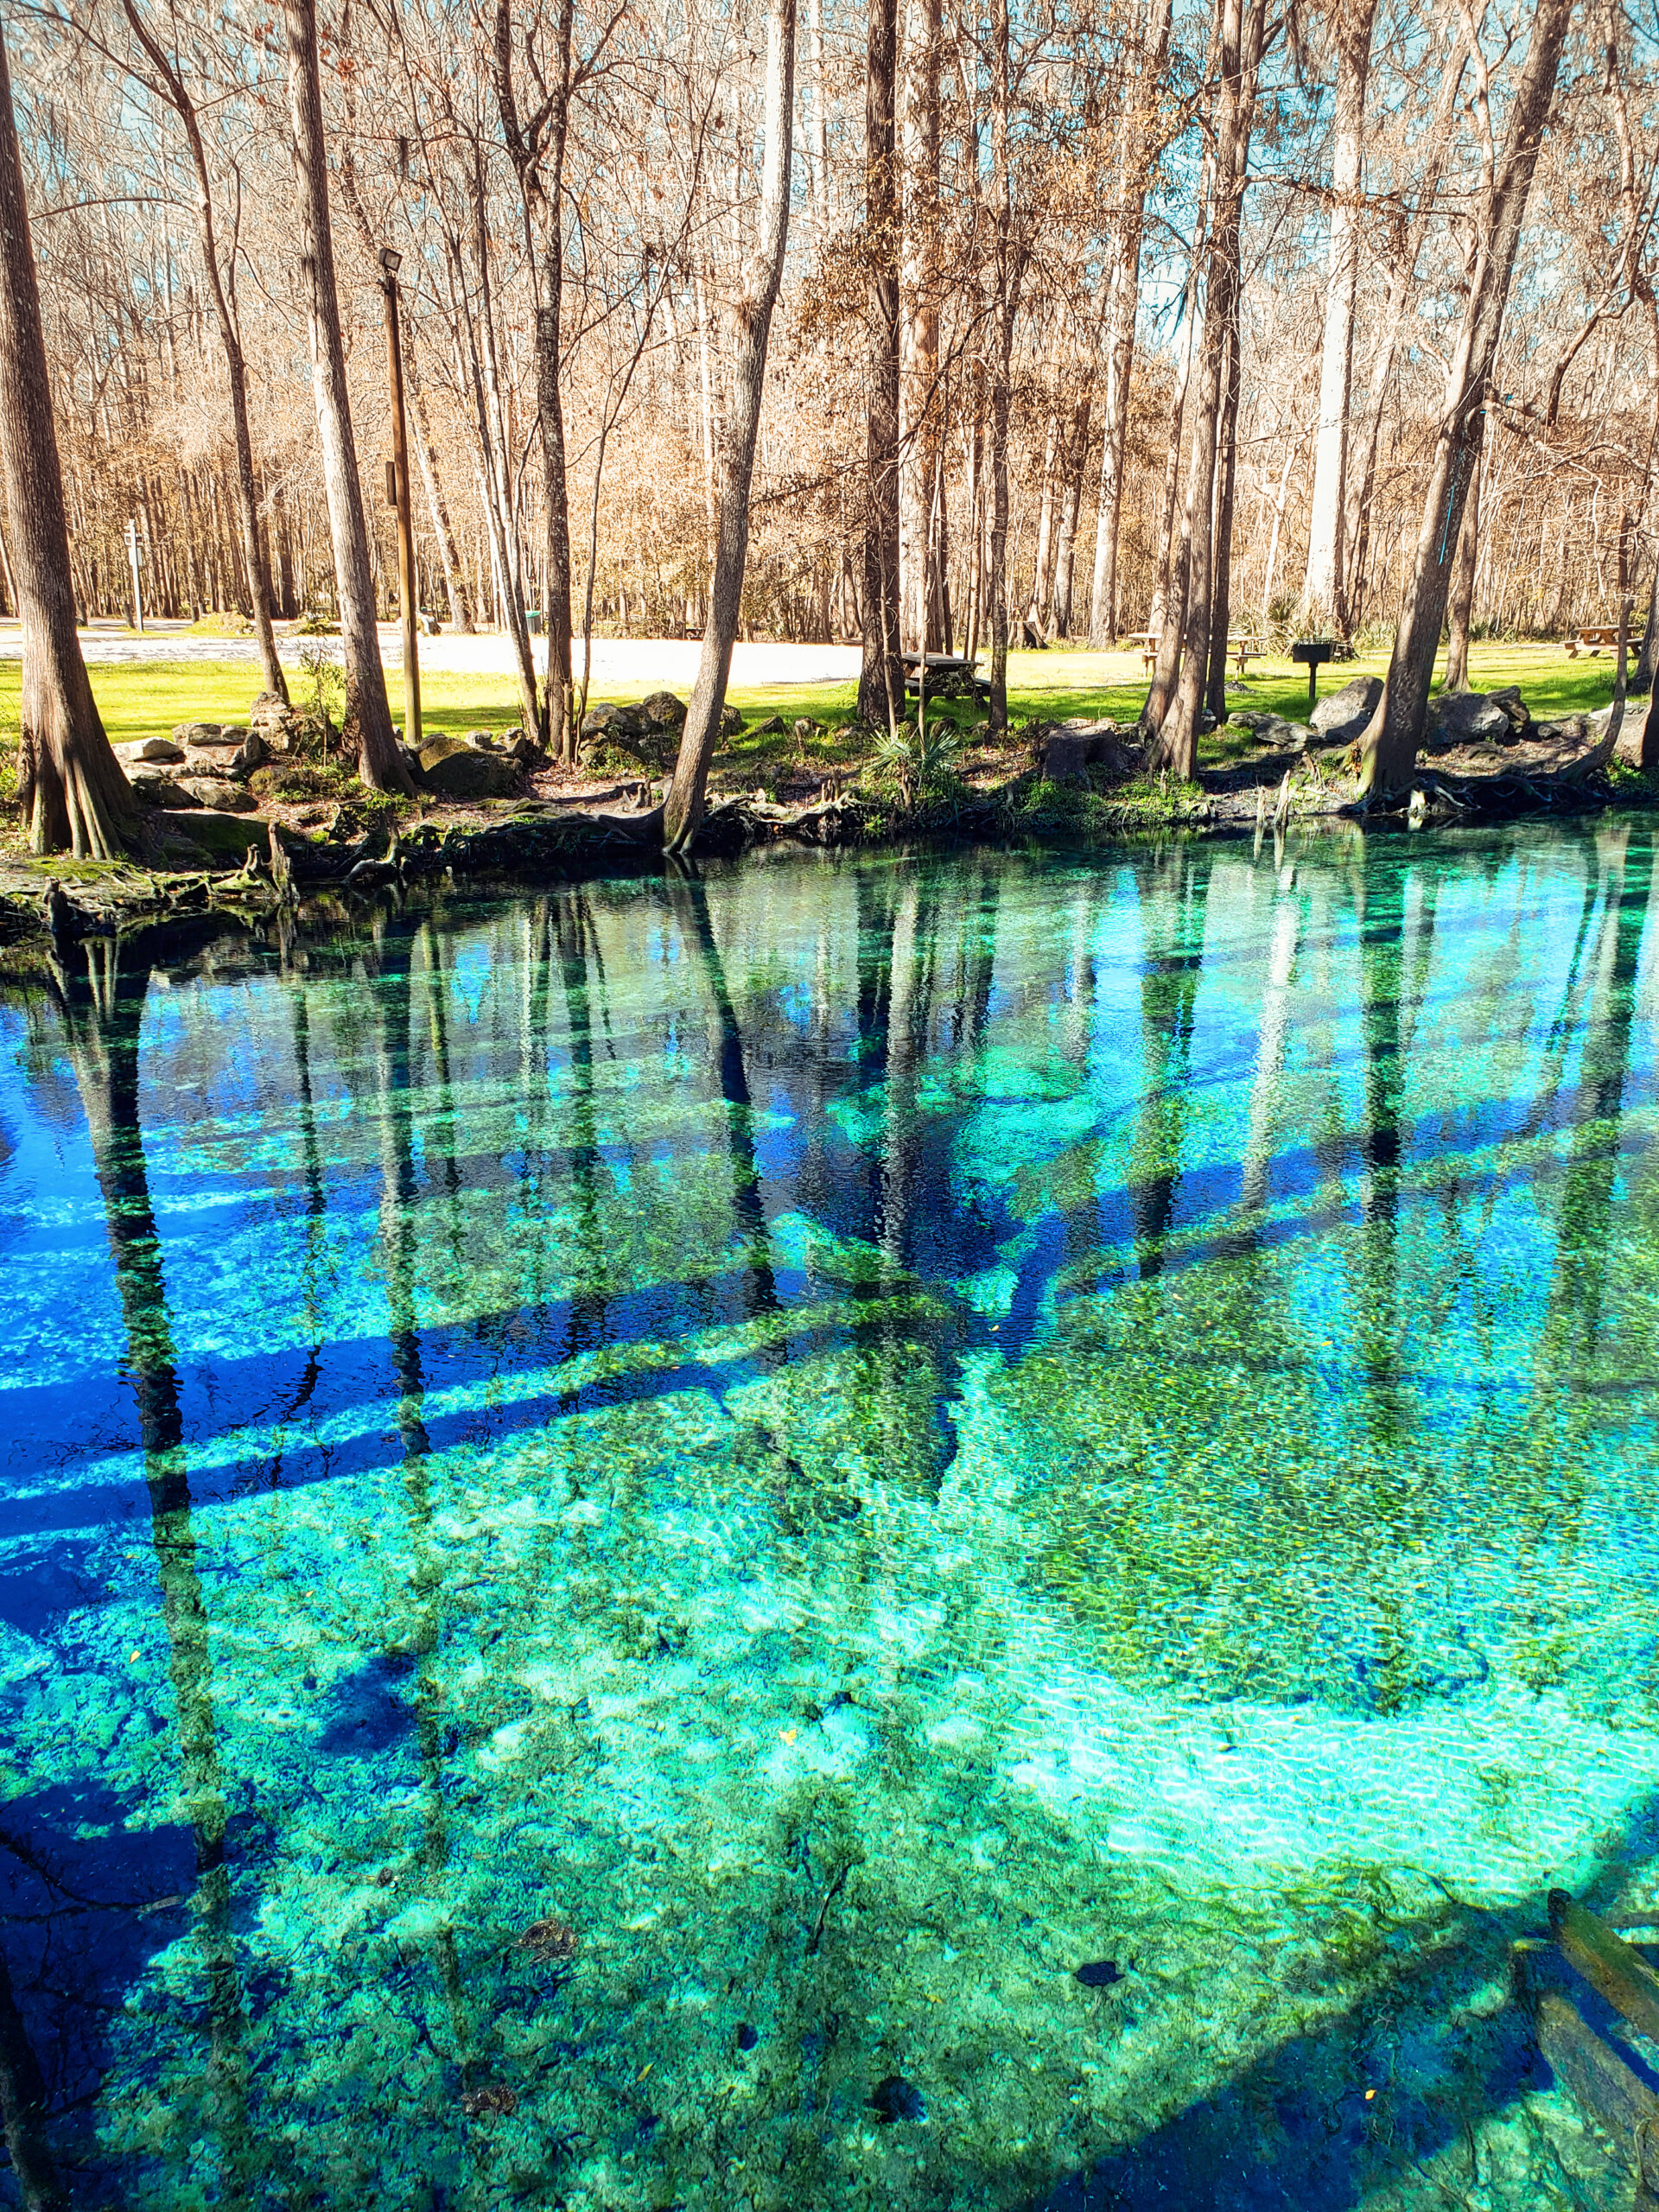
left=859, top=0, right=904, bottom=722
left=1298, top=0, right=1376, bottom=637
left=663, top=0, right=798, bottom=849
left=898, top=0, right=941, bottom=653
left=0, top=20, right=136, bottom=860
left=283, top=0, right=411, bottom=792
left=1088, top=0, right=1173, bottom=648
left=116, top=0, right=289, bottom=702
left=493, top=0, right=577, bottom=756
left=1359, top=0, right=1575, bottom=797
left=1151, top=0, right=1269, bottom=778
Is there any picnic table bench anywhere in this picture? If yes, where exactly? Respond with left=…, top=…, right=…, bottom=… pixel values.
left=901, top=651, right=991, bottom=704
left=1566, top=623, right=1642, bottom=657
left=1126, top=631, right=1268, bottom=676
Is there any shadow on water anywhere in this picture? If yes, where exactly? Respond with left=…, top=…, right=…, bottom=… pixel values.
left=1036, top=1905, right=1547, bottom=2212
left=9, top=831, right=1659, bottom=1547
left=1033, top=1769, right=1659, bottom=2212
left=4, top=931, right=254, bottom=2205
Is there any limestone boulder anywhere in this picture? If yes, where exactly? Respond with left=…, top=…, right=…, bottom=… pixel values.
left=1252, top=714, right=1310, bottom=750
left=580, top=702, right=652, bottom=740
left=176, top=775, right=259, bottom=812
left=1042, top=721, right=1122, bottom=779
left=1612, top=705, right=1653, bottom=764
left=249, top=691, right=300, bottom=752
left=173, top=721, right=225, bottom=745
left=1309, top=674, right=1382, bottom=740
left=119, top=735, right=186, bottom=765
left=1426, top=691, right=1512, bottom=747
left=165, top=808, right=270, bottom=861
left=1042, top=733, right=1091, bottom=782
left=417, top=734, right=520, bottom=798
left=127, top=772, right=199, bottom=809
left=640, top=691, right=687, bottom=728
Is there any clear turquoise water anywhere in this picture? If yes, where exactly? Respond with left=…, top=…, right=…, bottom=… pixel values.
left=3, top=824, right=1658, bottom=2210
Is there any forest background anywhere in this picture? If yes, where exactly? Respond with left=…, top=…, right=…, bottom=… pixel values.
left=0, top=0, right=1654, bottom=839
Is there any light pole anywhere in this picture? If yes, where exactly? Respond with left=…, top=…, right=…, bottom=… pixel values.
left=378, top=245, right=421, bottom=757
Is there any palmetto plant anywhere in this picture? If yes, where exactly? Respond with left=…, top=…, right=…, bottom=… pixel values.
left=870, top=719, right=963, bottom=807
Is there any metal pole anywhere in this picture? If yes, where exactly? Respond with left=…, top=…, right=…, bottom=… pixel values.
left=125, top=517, right=144, bottom=632
left=379, top=251, right=421, bottom=756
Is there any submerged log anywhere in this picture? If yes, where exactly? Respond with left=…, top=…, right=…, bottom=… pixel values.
left=1531, top=1989, right=1659, bottom=2191
left=1550, top=1891, right=1659, bottom=2047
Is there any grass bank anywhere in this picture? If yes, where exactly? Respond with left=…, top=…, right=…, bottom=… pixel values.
left=0, top=638, right=1625, bottom=791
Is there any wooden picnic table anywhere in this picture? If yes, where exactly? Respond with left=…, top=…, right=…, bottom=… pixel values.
left=1566, top=623, right=1643, bottom=657
left=1126, top=631, right=1268, bottom=676
left=901, top=651, right=991, bottom=702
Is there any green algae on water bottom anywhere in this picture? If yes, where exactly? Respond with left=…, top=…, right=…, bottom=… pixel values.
left=2, top=823, right=1657, bottom=2209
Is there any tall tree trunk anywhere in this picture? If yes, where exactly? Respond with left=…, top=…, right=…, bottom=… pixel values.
left=1087, top=0, right=1172, bottom=647
left=1442, top=429, right=1484, bottom=690
left=1299, top=0, right=1376, bottom=635
left=283, top=0, right=410, bottom=791
left=0, top=23, right=137, bottom=860
left=898, top=0, right=941, bottom=652
left=403, top=329, right=474, bottom=632
left=119, top=0, right=288, bottom=701
left=492, top=0, right=575, bottom=755
left=663, top=0, right=797, bottom=849
left=1626, top=278, right=1659, bottom=694
left=1205, top=311, right=1243, bottom=721
left=859, top=0, right=904, bottom=723
left=1141, top=209, right=1205, bottom=725
left=1050, top=388, right=1090, bottom=634
left=1360, top=0, right=1573, bottom=796
left=451, top=230, right=541, bottom=734
left=807, top=0, right=830, bottom=238
left=1154, top=0, right=1265, bottom=777
left=1088, top=238, right=1135, bottom=646
left=336, top=140, right=474, bottom=641
left=1026, top=335, right=1062, bottom=631
left=985, top=0, right=1021, bottom=736
left=1341, top=217, right=1409, bottom=628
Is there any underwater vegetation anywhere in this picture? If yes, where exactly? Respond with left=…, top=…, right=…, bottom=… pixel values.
left=1, top=823, right=1657, bottom=2207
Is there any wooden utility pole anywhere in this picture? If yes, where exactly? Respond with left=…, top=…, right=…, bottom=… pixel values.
left=378, top=245, right=421, bottom=756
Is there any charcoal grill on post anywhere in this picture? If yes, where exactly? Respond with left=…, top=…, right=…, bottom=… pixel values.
left=1291, top=638, right=1335, bottom=717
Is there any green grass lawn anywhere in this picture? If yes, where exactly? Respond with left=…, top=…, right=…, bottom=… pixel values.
left=0, top=639, right=1626, bottom=796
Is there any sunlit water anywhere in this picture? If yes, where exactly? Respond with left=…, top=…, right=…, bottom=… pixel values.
left=3, top=824, right=1658, bottom=2210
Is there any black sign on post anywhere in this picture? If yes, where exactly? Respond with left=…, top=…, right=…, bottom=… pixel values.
left=1291, top=638, right=1335, bottom=718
